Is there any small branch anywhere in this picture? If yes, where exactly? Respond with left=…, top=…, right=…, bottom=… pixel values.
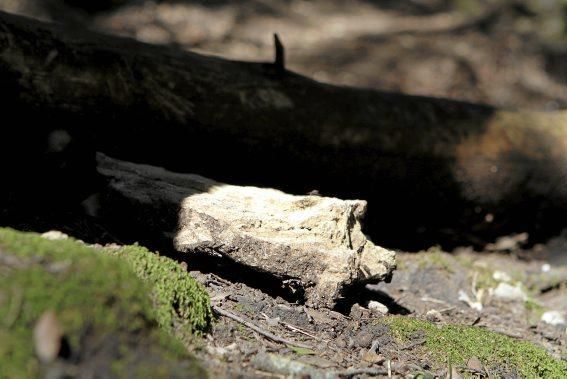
left=261, top=312, right=327, bottom=342
left=332, top=367, right=388, bottom=377
left=401, top=338, right=426, bottom=350
left=213, top=305, right=313, bottom=349
left=273, top=33, right=285, bottom=72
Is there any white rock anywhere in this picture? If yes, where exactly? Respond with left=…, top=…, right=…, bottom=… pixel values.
left=367, top=300, right=389, bottom=315
left=41, top=230, right=69, bottom=240
left=541, top=263, right=551, bottom=273
left=492, top=282, right=527, bottom=302
left=34, top=310, right=63, bottom=363
left=541, top=311, right=566, bottom=327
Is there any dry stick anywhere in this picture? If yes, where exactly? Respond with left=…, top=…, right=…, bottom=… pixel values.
left=332, top=367, right=388, bottom=377
left=283, top=322, right=324, bottom=341
left=401, top=338, right=426, bottom=350
left=260, top=312, right=328, bottom=342
left=213, top=305, right=313, bottom=349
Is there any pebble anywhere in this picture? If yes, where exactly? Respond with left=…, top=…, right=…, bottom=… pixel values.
left=492, top=282, right=527, bottom=302
left=367, top=300, right=389, bottom=315
left=41, top=231, right=69, bottom=241
left=541, top=311, right=566, bottom=327
left=425, top=309, right=443, bottom=322
left=34, top=310, right=63, bottom=363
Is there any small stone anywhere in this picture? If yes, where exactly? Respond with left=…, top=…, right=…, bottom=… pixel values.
left=353, top=331, right=373, bottom=348
left=467, top=356, right=483, bottom=371
left=541, top=263, right=551, bottom=273
left=34, top=310, right=63, bottom=363
left=361, top=350, right=385, bottom=364
left=541, top=311, right=566, bottom=327
left=41, top=231, right=69, bottom=241
left=425, top=309, right=442, bottom=322
left=46, top=129, right=72, bottom=153
left=350, top=303, right=371, bottom=319
left=367, top=300, right=389, bottom=315
left=492, top=282, right=527, bottom=302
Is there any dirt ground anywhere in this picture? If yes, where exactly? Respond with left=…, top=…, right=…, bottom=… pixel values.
left=185, top=239, right=567, bottom=377
left=1, top=0, right=566, bottom=377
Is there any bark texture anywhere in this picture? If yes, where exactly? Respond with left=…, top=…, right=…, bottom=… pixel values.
left=1, top=11, right=566, bottom=249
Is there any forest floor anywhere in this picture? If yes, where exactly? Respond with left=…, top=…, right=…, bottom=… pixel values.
left=186, top=238, right=567, bottom=377
left=0, top=0, right=566, bottom=377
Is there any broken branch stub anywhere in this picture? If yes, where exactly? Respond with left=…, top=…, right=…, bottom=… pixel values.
left=174, top=182, right=396, bottom=308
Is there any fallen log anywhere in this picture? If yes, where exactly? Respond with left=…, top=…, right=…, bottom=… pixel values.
left=0, top=11, right=566, bottom=249
left=96, top=154, right=396, bottom=308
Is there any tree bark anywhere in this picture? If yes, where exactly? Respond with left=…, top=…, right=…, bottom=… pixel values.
left=1, top=11, right=566, bottom=249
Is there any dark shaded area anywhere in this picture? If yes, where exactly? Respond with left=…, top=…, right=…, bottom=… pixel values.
left=334, top=285, right=411, bottom=316
left=176, top=250, right=307, bottom=304
left=1, top=10, right=566, bottom=253
left=545, top=45, right=567, bottom=86
left=62, top=0, right=128, bottom=13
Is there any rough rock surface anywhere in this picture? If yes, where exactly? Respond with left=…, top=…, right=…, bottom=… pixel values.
left=175, top=182, right=396, bottom=308
left=97, top=153, right=396, bottom=308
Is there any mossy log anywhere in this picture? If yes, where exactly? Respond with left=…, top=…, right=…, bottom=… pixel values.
left=0, top=11, right=566, bottom=249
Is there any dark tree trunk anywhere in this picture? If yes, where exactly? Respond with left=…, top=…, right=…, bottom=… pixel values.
left=1, top=11, right=566, bottom=249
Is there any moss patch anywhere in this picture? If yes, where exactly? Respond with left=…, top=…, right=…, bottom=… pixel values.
left=0, top=228, right=210, bottom=378
left=109, top=244, right=213, bottom=339
left=382, top=316, right=567, bottom=378
left=418, top=246, right=455, bottom=273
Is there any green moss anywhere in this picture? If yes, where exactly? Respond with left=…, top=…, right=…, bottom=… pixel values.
left=0, top=228, right=210, bottom=378
left=109, top=244, right=213, bottom=338
left=418, top=246, right=454, bottom=273
left=382, top=316, right=567, bottom=378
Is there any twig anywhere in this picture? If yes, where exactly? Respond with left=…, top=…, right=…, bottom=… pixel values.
left=213, top=305, right=313, bottom=349
left=332, top=367, right=388, bottom=377
left=401, top=338, right=426, bottom=350
left=420, top=296, right=450, bottom=305
left=260, top=312, right=327, bottom=342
